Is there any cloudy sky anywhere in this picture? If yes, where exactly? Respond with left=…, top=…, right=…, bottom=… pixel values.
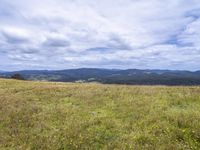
left=0, top=0, right=200, bottom=71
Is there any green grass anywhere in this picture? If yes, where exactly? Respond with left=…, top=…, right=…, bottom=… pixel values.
left=0, top=78, right=200, bottom=150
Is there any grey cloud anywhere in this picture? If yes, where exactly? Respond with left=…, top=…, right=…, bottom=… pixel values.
left=186, top=9, right=200, bottom=20
left=0, top=0, right=200, bottom=71
left=43, top=37, right=70, bottom=47
left=1, top=30, right=29, bottom=44
left=0, top=1, right=19, bottom=19
left=8, top=53, right=39, bottom=61
left=86, top=47, right=113, bottom=53
left=107, top=34, right=132, bottom=50
left=20, top=48, right=40, bottom=54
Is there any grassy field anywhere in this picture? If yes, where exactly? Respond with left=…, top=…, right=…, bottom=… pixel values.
left=0, top=79, right=200, bottom=150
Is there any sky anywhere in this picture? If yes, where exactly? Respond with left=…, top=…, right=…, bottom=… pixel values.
left=0, top=0, right=200, bottom=71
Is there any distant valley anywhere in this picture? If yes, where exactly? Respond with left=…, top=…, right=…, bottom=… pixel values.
left=1, top=68, right=200, bottom=85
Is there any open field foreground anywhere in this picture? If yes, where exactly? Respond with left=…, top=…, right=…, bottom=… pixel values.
left=0, top=79, right=200, bottom=150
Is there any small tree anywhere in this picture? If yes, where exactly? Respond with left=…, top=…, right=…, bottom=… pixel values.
left=11, top=74, right=25, bottom=80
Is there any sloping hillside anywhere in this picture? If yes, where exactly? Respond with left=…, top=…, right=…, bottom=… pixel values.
left=0, top=79, right=200, bottom=149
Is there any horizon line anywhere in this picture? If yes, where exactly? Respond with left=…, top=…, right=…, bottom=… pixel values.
left=1, top=68, right=200, bottom=72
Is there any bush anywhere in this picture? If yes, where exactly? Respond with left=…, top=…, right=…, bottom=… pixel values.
left=11, top=74, right=25, bottom=80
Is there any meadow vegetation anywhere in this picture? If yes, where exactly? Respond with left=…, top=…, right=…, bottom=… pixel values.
left=0, top=78, right=200, bottom=150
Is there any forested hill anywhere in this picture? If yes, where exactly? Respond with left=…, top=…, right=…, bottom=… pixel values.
left=1, top=68, right=200, bottom=85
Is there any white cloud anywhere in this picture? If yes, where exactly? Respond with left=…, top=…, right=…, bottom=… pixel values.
left=178, top=18, right=200, bottom=47
left=0, top=0, right=200, bottom=70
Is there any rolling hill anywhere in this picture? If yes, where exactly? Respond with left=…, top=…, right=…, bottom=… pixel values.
left=0, top=78, right=200, bottom=149
left=1, top=68, right=200, bottom=85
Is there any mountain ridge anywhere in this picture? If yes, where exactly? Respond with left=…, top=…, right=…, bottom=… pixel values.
left=1, top=68, right=200, bottom=85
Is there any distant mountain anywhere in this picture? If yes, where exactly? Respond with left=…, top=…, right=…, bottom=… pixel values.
left=1, top=68, right=200, bottom=85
